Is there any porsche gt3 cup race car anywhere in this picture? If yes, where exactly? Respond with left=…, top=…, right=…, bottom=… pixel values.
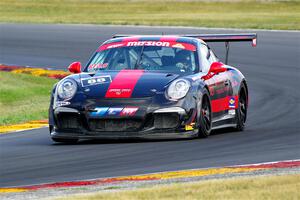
left=49, top=33, right=257, bottom=143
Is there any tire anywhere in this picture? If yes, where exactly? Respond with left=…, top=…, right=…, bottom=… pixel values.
left=197, top=89, right=212, bottom=138
left=51, top=137, right=78, bottom=144
left=235, top=83, right=248, bottom=131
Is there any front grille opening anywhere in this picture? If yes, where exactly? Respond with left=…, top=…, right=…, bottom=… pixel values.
left=56, top=113, right=81, bottom=129
left=154, top=113, right=179, bottom=129
left=89, top=119, right=143, bottom=132
left=143, top=114, right=154, bottom=129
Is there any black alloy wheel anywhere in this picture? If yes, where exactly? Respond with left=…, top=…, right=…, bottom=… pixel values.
left=198, top=90, right=212, bottom=138
left=235, top=83, right=247, bottom=131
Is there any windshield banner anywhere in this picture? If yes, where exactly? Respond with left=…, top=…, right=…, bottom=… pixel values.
left=98, top=41, right=196, bottom=52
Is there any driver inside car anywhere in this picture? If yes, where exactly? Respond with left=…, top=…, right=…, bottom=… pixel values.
left=175, top=50, right=192, bottom=72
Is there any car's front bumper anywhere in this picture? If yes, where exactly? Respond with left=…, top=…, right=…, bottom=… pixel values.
left=50, top=105, right=199, bottom=140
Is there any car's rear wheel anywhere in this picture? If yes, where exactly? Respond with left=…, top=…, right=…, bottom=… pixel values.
left=197, top=90, right=212, bottom=138
left=235, top=83, right=248, bottom=131
left=51, top=137, right=78, bottom=144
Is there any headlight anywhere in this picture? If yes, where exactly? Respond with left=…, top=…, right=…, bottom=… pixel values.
left=167, top=79, right=190, bottom=100
left=57, top=79, right=77, bottom=100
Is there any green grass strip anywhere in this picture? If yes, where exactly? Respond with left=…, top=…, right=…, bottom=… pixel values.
left=0, top=0, right=299, bottom=30
left=56, top=174, right=300, bottom=200
left=0, top=72, right=57, bottom=125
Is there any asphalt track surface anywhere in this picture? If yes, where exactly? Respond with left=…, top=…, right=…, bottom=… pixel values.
left=0, top=24, right=299, bottom=187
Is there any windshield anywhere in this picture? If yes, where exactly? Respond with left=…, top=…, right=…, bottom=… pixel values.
left=85, top=41, right=198, bottom=74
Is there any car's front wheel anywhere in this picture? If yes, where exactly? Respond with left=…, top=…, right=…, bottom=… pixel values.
left=197, top=89, right=212, bottom=138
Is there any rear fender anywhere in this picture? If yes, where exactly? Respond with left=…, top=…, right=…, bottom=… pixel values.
left=226, top=67, right=245, bottom=96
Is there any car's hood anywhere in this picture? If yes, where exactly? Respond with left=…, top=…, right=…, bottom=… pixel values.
left=79, top=70, right=180, bottom=98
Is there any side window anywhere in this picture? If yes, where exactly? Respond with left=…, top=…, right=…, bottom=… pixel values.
left=128, top=48, right=139, bottom=68
left=199, top=45, right=211, bottom=73
left=109, top=49, right=128, bottom=70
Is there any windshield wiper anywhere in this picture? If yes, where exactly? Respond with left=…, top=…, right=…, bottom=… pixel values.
left=134, top=45, right=145, bottom=69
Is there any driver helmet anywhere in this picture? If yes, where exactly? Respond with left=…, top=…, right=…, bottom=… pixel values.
left=175, top=50, right=192, bottom=71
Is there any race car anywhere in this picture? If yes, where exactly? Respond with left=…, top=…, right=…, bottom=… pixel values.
left=49, top=33, right=257, bottom=143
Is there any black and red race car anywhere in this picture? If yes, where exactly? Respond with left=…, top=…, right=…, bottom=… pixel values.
left=49, top=33, right=257, bottom=143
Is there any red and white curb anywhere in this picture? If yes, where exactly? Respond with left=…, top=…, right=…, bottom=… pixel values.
left=1, top=159, right=299, bottom=193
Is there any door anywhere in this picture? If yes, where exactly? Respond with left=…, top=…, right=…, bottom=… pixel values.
left=200, top=45, right=232, bottom=120
left=210, top=71, right=231, bottom=118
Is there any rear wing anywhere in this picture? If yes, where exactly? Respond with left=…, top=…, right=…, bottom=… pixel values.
left=184, top=33, right=257, bottom=46
left=185, top=33, right=257, bottom=64
left=113, top=33, right=257, bottom=64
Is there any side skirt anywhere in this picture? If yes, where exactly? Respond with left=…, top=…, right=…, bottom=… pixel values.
left=212, top=113, right=236, bottom=130
left=212, top=123, right=236, bottom=130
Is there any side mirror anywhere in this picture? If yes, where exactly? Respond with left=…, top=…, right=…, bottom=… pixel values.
left=68, top=62, right=81, bottom=74
left=201, top=62, right=226, bottom=80
left=209, top=62, right=226, bottom=74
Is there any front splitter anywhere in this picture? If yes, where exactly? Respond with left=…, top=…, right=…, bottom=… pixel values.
left=50, top=129, right=199, bottom=140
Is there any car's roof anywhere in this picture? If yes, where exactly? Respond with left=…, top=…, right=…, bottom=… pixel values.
left=103, top=35, right=204, bottom=46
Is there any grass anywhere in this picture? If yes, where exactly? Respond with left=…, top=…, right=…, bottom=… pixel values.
left=57, top=174, right=300, bottom=200
left=0, top=72, right=57, bottom=125
left=0, top=0, right=299, bottom=30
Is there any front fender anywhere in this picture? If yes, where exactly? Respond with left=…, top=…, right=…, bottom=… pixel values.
left=48, top=84, right=57, bottom=126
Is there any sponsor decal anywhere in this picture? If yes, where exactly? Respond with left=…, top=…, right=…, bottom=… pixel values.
left=98, top=41, right=196, bottom=52
left=107, top=107, right=123, bottom=116
left=105, top=69, right=144, bottom=98
left=89, top=107, right=109, bottom=117
left=81, top=75, right=112, bottom=87
left=107, top=43, right=125, bottom=49
left=185, top=122, right=195, bottom=131
left=172, top=43, right=185, bottom=49
left=55, top=101, right=70, bottom=107
left=120, top=107, right=139, bottom=116
left=107, top=88, right=132, bottom=96
left=98, top=42, right=127, bottom=51
left=229, top=97, right=236, bottom=108
left=127, top=41, right=170, bottom=47
left=228, top=109, right=236, bottom=115
left=89, top=107, right=139, bottom=117
left=88, top=63, right=108, bottom=70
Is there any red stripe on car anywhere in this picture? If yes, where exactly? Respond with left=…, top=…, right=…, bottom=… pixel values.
left=105, top=70, right=144, bottom=98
